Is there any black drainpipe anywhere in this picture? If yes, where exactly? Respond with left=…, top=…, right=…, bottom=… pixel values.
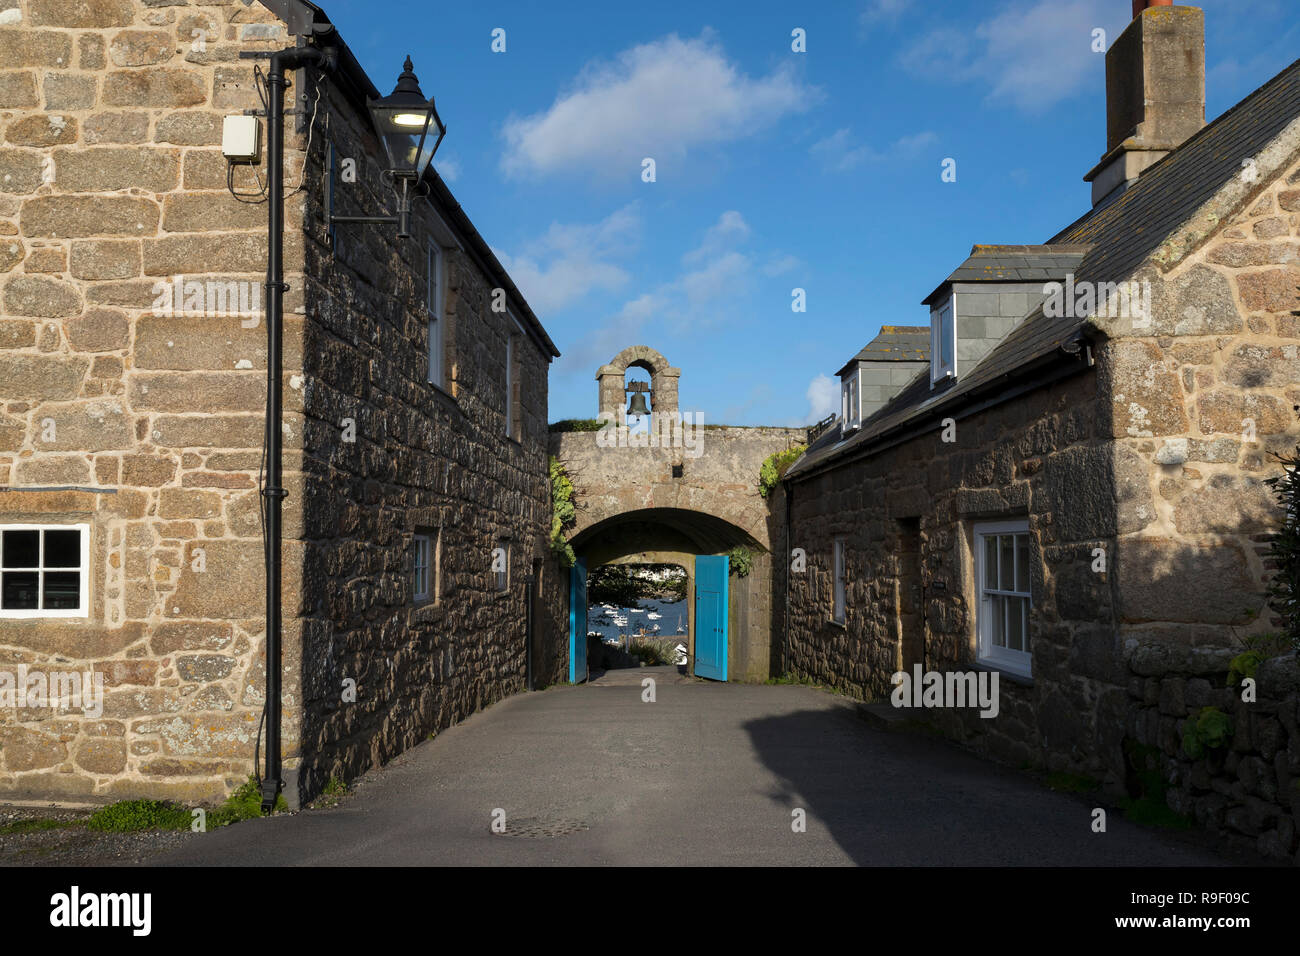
left=255, top=39, right=334, bottom=814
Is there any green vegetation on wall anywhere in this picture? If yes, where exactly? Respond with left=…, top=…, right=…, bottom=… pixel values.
left=549, top=456, right=576, bottom=568
left=727, top=545, right=753, bottom=577
left=759, top=445, right=805, bottom=498
left=1264, top=445, right=1300, bottom=649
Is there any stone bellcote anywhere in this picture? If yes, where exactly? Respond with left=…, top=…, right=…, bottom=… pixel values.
left=597, top=346, right=681, bottom=417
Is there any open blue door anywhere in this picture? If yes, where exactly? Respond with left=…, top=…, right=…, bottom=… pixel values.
left=568, top=557, right=588, bottom=683
left=694, top=554, right=728, bottom=681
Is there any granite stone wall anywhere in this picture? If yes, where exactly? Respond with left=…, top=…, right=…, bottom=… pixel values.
left=0, top=0, right=560, bottom=807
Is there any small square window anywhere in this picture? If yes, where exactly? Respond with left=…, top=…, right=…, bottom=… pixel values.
left=672, top=464, right=683, bottom=479
left=0, top=524, right=90, bottom=618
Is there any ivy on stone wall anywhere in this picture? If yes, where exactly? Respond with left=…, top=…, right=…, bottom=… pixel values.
left=758, top=445, right=806, bottom=498
left=549, top=456, right=576, bottom=568
left=1263, top=445, right=1300, bottom=649
left=727, top=545, right=753, bottom=577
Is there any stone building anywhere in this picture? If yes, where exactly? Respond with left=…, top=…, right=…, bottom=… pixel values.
left=782, top=3, right=1300, bottom=858
left=551, top=345, right=806, bottom=683
left=0, top=0, right=562, bottom=806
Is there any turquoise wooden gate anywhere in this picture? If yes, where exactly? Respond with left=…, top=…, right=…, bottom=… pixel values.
left=693, top=554, right=728, bottom=681
left=568, top=557, right=588, bottom=683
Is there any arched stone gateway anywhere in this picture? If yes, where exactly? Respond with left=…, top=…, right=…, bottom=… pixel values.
left=552, top=347, right=807, bottom=683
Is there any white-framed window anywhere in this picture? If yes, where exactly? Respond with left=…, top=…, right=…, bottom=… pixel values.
left=1, top=524, right=90, bottom=618
left=413, top=533, right=432, bottom=603
left=494, top=540, right=510, bottom=592
left=505, top=329, right=514, bottom=439
left=427, top=243, right=444, bottom=388
left=931, top=292, right=955, bottom=385
left=832, top=536, right=846, bottom=624
left=974, top=519, right=1032, bottom=677
left=841, top=368, right=860, bottom=431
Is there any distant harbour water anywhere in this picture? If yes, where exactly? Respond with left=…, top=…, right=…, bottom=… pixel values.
left=586, top=596, right=687, bottom=644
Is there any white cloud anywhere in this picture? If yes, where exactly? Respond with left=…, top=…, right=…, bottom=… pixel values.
left=810, top=127, right=937, bottom=172
left=433, top=156, right=460, bottom=182
left=805, top=374, right=838, bottom=423
left=900, top=0, right=1121, bottom=113
left=555, top=210, right=756, bottom=376
left=860, top=0, right=911, bottom=24
left=493, top=204, right=640, bottom=316
left=501, top=33, right=817, bottom=178
left=762, top=253, right=801, bottom=277
left=684, top=210, right=750, bottom=264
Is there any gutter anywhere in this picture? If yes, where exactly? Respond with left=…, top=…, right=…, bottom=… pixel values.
left=786, top=334, right=1096, bottom=486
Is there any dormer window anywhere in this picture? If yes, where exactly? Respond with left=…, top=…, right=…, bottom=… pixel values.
left=841, top=368, right=860, bottom=431
left=930, top=293, right=955, bottom=385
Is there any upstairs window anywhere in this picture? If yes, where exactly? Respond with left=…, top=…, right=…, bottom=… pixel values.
left=427, top=244, right=445, bottom=388
left=841, top=369, right=860, bottom=431
left=1, top=524, right=89, bottom=618
left=931, top=293, right=955, bottom=385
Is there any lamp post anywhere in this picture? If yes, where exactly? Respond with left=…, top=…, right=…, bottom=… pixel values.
left=325, top=56, right=445, bottom=240
left=253, top=44, right=443, bottom=814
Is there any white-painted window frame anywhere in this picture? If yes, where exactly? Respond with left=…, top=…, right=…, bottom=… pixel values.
left=494, top=540, right=510, bottom=592
left=427, top=243, right=444, bottom=388
left=832, top=536, right=846, bottom=624
left=0, top=523, right=90, bottom=619
left=841, top=368, right=861, bottom=431
left=931, top=292, right=956, bottom=385
left=413, top=533, right=432, bottom=604
left=974, top=518, right=1032, bottom=677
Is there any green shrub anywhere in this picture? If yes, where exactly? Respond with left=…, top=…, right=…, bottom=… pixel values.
left=549, top=419, right=605, bottom=433
left=1263, top=446, right=1300, bottom=649
left=758, top=446, right=805, bottom=498
left=549, top=456, right=576, bottom=568
left=727, top=545, right=753, bottom=577
left=208, top=775, right=287, bottom=827
left=1181, top=706, right=1234, bottom=759
left=86, top=799, right=191, bottom=832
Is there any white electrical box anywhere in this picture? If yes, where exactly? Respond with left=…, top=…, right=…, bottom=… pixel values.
left=222, top=115, right=261, bottom=162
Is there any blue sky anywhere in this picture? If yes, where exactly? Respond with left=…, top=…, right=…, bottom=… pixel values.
left=321, top=0, right=1300, bottom=426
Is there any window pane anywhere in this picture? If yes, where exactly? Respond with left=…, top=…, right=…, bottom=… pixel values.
left=1015, top=534, right=1029, bottom=593
left=43, top=572, right=80, bottom=610
left=44, top=529, right=81, bottom=568
left=984, top=535, right=998, bottom=590
left=3, top=530, right=38, bottom=568
left=999, top=535, right=1014, bottom=593
left=990, top=595, right=1006, bottom=648
left=1007, top=595, right=1025, bottom=652
left=1, top=571, right=39, bottom=609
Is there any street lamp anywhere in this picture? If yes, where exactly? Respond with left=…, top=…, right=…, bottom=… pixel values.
left=326, top=55, right=446, bottom=239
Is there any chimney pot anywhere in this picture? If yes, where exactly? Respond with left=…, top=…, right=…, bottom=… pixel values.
left=1132, top=0, right=1174, bottom=19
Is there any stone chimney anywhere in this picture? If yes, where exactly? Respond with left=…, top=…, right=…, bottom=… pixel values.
left=1084, top=2, right=1205, bottom=206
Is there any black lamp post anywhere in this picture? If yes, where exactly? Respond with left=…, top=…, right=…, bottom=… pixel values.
left=326, top=56, right=445, bottom=239
left=250, top=43, right=442, bottom=814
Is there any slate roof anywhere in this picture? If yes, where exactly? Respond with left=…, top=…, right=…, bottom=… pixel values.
left=835, top=326, right=929, bottom=376
left=922, top=245, right=1092, bottom=304
left=788, top=56, right=1300, bottom=481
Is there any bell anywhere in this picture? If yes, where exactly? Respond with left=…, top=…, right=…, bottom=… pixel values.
left=627, top=392, right=650, bottom=419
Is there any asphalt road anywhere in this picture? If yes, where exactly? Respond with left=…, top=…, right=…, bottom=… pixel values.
left=157, top=666, right=1229, bottom=866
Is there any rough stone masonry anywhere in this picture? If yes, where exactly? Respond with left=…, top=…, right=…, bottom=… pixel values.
left=0, top=0, right=565, bottom=807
